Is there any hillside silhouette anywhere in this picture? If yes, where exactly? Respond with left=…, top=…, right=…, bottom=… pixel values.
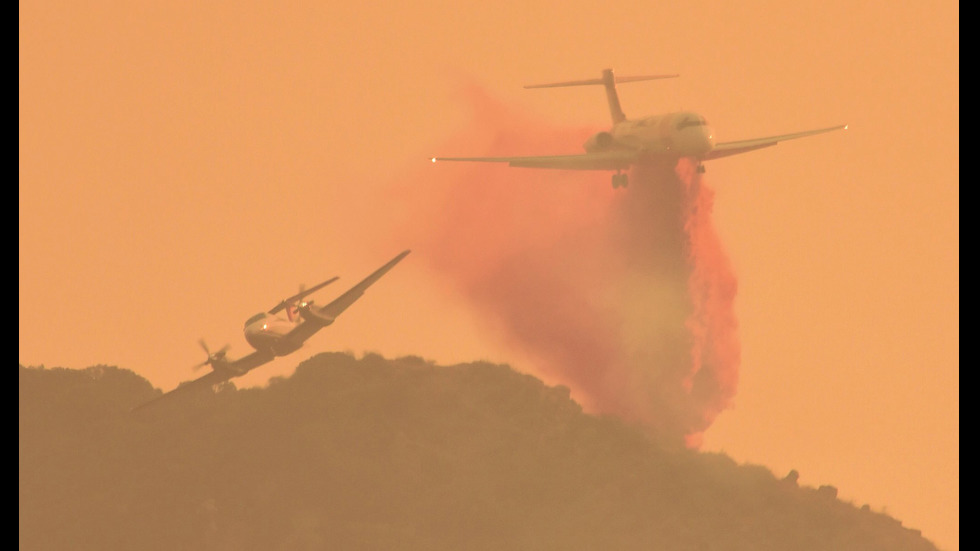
left=20, top=354, right=937, bottom=550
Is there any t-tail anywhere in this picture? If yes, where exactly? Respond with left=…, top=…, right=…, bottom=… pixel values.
left=524, top=68, right=679, bottom=125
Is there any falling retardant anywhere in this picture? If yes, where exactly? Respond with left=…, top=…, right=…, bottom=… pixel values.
left=396, top=83, right=740, bottom=448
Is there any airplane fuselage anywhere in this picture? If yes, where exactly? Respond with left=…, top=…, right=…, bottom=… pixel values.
left=242, top=312, right=303, bottom=356
left=587, top=111, right=715, bottom=159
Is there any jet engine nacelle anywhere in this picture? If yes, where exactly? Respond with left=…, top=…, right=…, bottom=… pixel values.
left=583, top=131, right=615, bottom=152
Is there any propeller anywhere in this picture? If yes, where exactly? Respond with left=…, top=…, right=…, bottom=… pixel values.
left=287, top=284, right=319, bottom=321
left=268, top=276, right=339, bottom=315
left=283, top=284, right=305, bottom=322
left=297, top=283, right=315, bottom=308
left=193, top=339, right=230, bottom=371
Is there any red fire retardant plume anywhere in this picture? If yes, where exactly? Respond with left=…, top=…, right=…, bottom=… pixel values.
left=394, top=83, right=739, bottom=447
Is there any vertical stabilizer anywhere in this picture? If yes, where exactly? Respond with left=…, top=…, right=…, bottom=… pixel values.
left=524, top=69, right=679, bottom=126
left=601, top=69, right=626, bottom=125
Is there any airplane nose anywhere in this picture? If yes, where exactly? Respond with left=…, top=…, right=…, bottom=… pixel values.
left=703, top=127, right=715, bottom=153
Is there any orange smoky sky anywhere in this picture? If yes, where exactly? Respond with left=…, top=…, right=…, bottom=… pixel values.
left=20, top=1, right=957, bottom=550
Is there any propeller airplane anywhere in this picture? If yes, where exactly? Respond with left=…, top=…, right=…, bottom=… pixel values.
left=131, top=249, right=410, bottom=412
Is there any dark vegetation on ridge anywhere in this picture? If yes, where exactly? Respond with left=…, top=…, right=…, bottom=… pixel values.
left=20, top=353, right=937, bottom=550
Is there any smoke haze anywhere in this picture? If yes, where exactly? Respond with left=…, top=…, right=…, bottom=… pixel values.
left=395, top=84, right=740, bottom=447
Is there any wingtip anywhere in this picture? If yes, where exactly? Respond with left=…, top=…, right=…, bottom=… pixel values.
left=385, top=249, right=411, bottom=265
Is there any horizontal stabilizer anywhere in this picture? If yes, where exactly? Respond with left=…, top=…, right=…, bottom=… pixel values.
left=524, top=68, right=678, bottom=124
left=268, top=276, right=339, bottom=315
left=524, top=73, right=679, bottom=89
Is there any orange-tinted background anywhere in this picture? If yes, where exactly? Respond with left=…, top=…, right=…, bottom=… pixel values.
left=20, top=2, right=958, bottom=549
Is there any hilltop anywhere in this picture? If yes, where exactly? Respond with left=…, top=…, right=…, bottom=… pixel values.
left=19, top=353, right=937, bottom=550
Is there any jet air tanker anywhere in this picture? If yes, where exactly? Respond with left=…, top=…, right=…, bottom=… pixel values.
left=432, top=69, right=846, bottom=188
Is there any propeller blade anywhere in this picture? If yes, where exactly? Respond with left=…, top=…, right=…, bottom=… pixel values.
left=193, top=340, right=230, bottom=371
left=268, top=276, right=339, bottom=314
left=298, top=284, right=306, bottom=306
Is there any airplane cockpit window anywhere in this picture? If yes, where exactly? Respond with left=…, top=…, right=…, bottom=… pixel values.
left=244, top=312, right=267, bottom=328
left=677, top=116, right=707, bottom=130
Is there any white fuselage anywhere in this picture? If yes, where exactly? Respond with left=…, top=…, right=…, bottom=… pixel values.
left=588, top=111, right=715, bottom=158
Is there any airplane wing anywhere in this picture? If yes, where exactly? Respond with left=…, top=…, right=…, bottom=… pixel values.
left=279, top=250, right=411, bottom=347
left=222, top=349, right=277, bottom=376
left=130, top=350, right=274, bottom=413
left=130, top=370, right=229, bottom=413
left=703, top=124, right=847, bottom=161
left=432, top=150, right=639, bottom=171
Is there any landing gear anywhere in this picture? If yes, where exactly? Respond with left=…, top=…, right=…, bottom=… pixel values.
left=696, top=163, right=706, bottom=174
left=612, top=172, right=629, bottom=188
